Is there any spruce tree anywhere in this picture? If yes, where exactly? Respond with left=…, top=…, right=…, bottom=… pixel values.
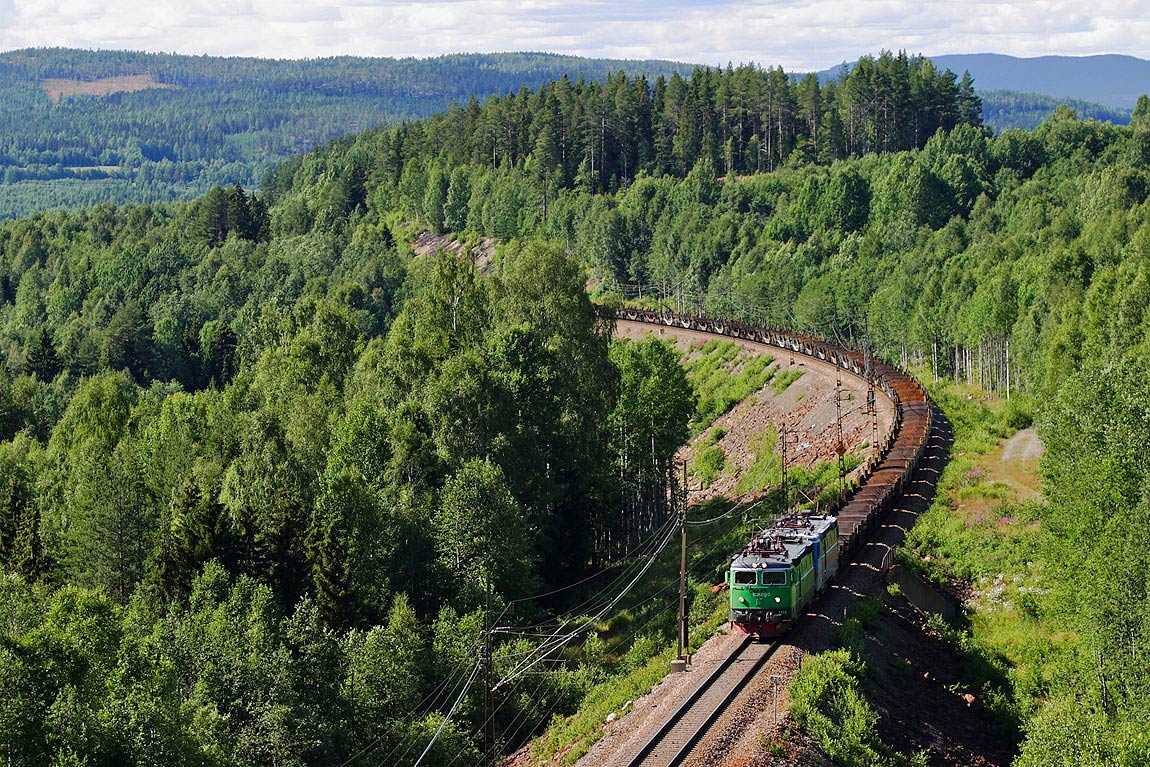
left=26, top=326, right=61, bottom=380
left=958, top=70, right=984, bottom=127
left=1133, top=94, right=1150, bottom=131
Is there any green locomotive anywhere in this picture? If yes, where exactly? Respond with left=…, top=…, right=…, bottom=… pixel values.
left=725, top=513, right=839, bottom=637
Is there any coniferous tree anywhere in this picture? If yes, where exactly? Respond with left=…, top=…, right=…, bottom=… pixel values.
left=199, top=319, right=237, bottom=387
left=25, top=326, right=61, bottom=380
left=198, top=185, right=229, bottom=246
left=103, top=301, right=155, bottom=384
left=958, top=70, right=984, bottom=127
left=1133, top=94, right=1150, bottom=131
left=225, top=183, right=253, bottom=238
left=0, top=442, right=40, bottom=578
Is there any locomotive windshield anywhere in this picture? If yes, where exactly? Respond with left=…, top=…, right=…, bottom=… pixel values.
left=761, top=570, right=787, bottom=585
left=733, top=570, right=756, bottom=585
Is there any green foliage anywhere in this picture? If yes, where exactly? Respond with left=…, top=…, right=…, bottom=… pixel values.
left=1, top=43, right=1150, bottom=767
left=1001, top=397, right=1034, bottom=430
left=1015, top=696, right=1150, bottom=767
left=769, top=367, right=805, bottom=395
left=691, top=444, right=725, bottom=487
left=436, top=459, right=536, bottom=603
left=528, top=538, right=734, bottom=765
left=831, top=597, right=882, bottom=655
left=735, top=427, right=781, bottom=495
left=609, top=336, right=695, bottom=540
left=682, top=340, right=777, bottom=431
left=0, top=49, right=691, bottom=219
left=980, top=90, right=1132, bottom=133
left=789, top=650, right=891, bottom=767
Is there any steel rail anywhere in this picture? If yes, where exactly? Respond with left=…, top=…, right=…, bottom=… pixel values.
left=621, top=637, right=779, bottom=767
left=603, top=309, right=936, bottom=767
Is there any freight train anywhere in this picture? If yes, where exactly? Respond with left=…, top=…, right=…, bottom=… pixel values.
left=726, top=513, right=839, bottom=636
left=613, top=307, right=934, bottom=640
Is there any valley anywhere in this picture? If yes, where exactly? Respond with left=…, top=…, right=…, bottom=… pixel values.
left=0, top=28, right=1148, bottom=767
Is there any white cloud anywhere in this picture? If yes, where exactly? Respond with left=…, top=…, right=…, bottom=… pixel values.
left=0, top=0, right=1147, bottom=68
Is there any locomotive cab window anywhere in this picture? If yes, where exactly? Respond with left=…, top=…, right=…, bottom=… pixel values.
left=733, top=570, right=757, bottom=585
left=761, top=570, right=787, bottom=585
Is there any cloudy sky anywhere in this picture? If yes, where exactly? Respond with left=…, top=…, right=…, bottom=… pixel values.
left=0, top=0, right=1147, bottom=69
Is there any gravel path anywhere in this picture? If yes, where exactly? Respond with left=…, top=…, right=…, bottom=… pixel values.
left=994, top=427, right=1044, bottom=500
left=1000, top=427, right=1042, bottom=464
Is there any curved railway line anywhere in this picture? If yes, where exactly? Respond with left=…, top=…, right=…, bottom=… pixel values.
left=615, top=308, right=932, bottom=553
left=603, top=308, right=939, bottom=767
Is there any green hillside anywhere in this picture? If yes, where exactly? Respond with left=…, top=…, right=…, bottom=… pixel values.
left=931, top=52, right=1150, bottom=109
left=1, top=47, right=1139, bottom=220
left=979, top=89, right=1131, bottom=132
left=1, top=52, right=1150, bottom=766
left=0, top=47, right=690, bottom=219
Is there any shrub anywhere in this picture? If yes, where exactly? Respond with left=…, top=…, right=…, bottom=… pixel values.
left=789, top=650, right=888, bottom=766
left=692, top=444, right=725, bottom=486
left=1001, top=397, right=1034, bottom=430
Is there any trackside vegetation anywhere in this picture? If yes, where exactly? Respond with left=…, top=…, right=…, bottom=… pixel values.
left=0, top=55, right=1149, bottom=766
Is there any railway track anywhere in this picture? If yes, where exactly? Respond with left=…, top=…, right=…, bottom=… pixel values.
left=621, top=638, right=779, bottom=767
left=614, top=308, right=933, bottom=556
left=592, top=309, right=937, bottom=767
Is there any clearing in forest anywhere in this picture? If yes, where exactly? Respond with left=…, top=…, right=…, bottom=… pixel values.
left=41, top=74, right=178, bottom=104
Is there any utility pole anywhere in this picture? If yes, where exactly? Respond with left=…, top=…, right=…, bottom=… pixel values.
left=834, top=374, right=851, bottom=501
left=677, top=499, right=688, bottom=661
left=673, top=462, right=701, bottom=672
left=780, top=424, right=800, bottom=511
left=483, top=576, right=494, bottom=767
left=864, top=320, right=879, bottom=463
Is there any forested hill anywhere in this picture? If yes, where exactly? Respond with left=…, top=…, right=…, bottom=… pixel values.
left=0, top=47, right=690, bottom=218
left=979, top=90, right=1131, bottom=133
left=820, top=52, right=1144, bottom=131
left=0, top=46, right=1131, bottom=220
left=2, top=49, right=1150, bottom=764
left=263, top=50, right=983, bottom=212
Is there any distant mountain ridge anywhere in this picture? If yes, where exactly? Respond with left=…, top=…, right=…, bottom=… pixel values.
left=819, top=52, right=1149, bottom=110
left=930, top=53, right=1150, bottom=109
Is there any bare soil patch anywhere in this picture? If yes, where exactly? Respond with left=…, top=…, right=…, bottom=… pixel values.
left=614, top=322, right=896, bottom=504
left=993, top=428, right=1043, bottom=500
left=41, top=74, right=178, bottom=104
left=410, top=231, right=497, bottom=272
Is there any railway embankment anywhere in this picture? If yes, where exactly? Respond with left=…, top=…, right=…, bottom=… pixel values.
left=565, top=311, right=936, bottom=767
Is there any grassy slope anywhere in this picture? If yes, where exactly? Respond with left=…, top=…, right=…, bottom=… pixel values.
left=521, top=338, right=847, bottom=765
left=788, top=381, right=1039, bottom=766
left=896, top=383, right=1062, bottom=714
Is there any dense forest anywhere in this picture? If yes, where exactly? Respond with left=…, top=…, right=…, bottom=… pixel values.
left=979, top=89, right=1131, bottom=132
left=0, top=48, right=690, bottom=219
left=0, top=46, right=1118, bottom=221
left=2, top=54, right=1150, bottom=766
left=0, top=202, right=696, bottom=763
